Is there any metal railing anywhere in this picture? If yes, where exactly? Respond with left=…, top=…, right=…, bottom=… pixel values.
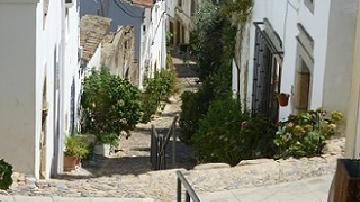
left=177, top=171, right=200, bottom=202
left=150, top=116, right=179, bottom=170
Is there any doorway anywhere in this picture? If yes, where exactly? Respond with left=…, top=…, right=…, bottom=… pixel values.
left=39, top=76, right=48, bottom=179
left=295, top=59, right=310, bottom=112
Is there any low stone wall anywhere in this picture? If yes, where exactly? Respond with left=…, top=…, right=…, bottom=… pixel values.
left=184, top=137, right=344, bottom=194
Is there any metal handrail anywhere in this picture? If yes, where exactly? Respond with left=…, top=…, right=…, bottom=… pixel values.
left=150, top=116, right=179, bottom=170
left=177, top=171, right=200, bottom=202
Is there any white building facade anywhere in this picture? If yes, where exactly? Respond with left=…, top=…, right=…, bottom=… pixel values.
left=234, top=0, right=358, bottom=122
left=0, top=0, right=81, bottom=179
left=166, top=0, right=201, bottom=47
left=147, top=0, right=167, bottom=78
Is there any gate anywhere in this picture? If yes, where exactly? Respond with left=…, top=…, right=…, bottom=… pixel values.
left=150, top=116, right=179, bottom=170
left=252, top=22, right=283, bottom=122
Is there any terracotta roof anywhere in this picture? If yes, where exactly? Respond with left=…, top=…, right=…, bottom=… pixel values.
left=132, top=0, right=153, bottom=8
left=80, top=15, right=112, bottom=62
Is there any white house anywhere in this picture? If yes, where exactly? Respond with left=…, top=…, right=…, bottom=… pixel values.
left=166, top=0, right=200, bottom=47
left=0, top=0, right=81, bottom=179
left=147, top=0, right=167, bottom=78
left=233, top=0, right=358, bottom=122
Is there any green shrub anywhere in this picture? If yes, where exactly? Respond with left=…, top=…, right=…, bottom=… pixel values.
left=81, top=69, right=143, bottom=143
left=274, top=109, right=343, bottom=159
left=141, top=70, right=178, bottom=123
left=166, top=53, right=173, bottom=70
left=0, top=159, right=13, bottom=190
left=179, top=63, right=233, bottom=144
left=65, top=135, right=92, bottom=160
left=179, top=91, right=201, bottom=143
left=96, top=133, right=119, bottom=146
left=191, top=97, right=276, bottom=166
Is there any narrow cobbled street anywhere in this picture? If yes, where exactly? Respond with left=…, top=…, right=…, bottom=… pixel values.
left=0, top=54, right=202, bottom=201
left=0, top=54, right=346, bottom=201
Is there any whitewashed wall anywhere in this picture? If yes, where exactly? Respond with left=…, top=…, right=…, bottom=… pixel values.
left=240, top=0, right=356, bottom=121
left=0, top=0, right=38, bottom=177
left=63, top=1, right=81, bottom=138
left=149, top=0, right=167, bottom=75
left=35, top=0, right=63, bottom=179
left=0, top=0, right=80, bottom=179
left=86, top=44, right=102, bottom=75
left=36, top=0, right=80, bottom=179
left=323, top=0, right=358, bottom=117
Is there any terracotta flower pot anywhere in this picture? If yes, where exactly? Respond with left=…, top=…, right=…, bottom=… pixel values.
left=278, top=93, right=290, bottom=107
left=63, top=156, right=77, bottom=171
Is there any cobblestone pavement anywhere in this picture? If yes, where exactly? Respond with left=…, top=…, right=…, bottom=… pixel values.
left=1, top=137, right=344, bottom=201
left=0, top=55, right=345, bottom=201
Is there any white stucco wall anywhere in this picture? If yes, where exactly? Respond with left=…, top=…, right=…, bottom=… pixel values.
left=150, top=0, right=167, bottom=74
left=0, top=0, right=80, bottom=179
left=85, top=44, right=102, bottom=77
left=0, top=0, right=38, bottom=177
left=63, top=2, right=81, bottom=137
left=322, top=0, right=358, bottom=117
left=344, top=2, right=360, bottom=159
left=242, top=0, right=355, bottom=121
left=36, top=0, right=63, bottom=179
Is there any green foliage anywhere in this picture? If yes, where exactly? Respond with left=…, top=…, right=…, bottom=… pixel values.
left=166, top=53, right=173, bottom=70
left=81, top=69, right=143, bottom=143
left=141, top=70, right=178, bottom=123
left=274, top=109, right=343, bottom=159
left=179, top=0, right=255, bottom=166
left=191, top=97, right=276, bottom=166
left=65, top=135, right=92, bottom=160
left=180, top=0, right=252, bottom=146
left=96, top=133, right=118, bottom=146
left=191, top=1, right=223, bottom=80
left=179, top=91, right=202, bottom=143
left=220, top=0, right=253, bottom=24
left=0, top=159, right=12, bottom=190
left=166, top=31, right=173, bottom=45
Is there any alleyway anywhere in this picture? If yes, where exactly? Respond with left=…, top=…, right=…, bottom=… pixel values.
left=0, top=54, right=345, bottom=201
left=78, top=54, right=199, bottom=177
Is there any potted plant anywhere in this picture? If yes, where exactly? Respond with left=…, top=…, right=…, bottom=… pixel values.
left=278, top=93, right=290, bottom=107
left=64, top=135, right=91, bottom=171
left=93, top=133, right=118, bottom=158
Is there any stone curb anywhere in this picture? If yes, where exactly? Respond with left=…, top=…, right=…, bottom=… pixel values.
left=0, top=195, right=154, bottom=202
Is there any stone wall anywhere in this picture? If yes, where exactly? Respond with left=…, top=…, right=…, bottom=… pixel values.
left=101, top=26, right=138, bottom=86
left=80, top=15, right=111, bottom=63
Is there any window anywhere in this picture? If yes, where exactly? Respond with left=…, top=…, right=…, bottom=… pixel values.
left=178, top=0, right=182, bottom=8
left=304, top=0, right=314, bottom=14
